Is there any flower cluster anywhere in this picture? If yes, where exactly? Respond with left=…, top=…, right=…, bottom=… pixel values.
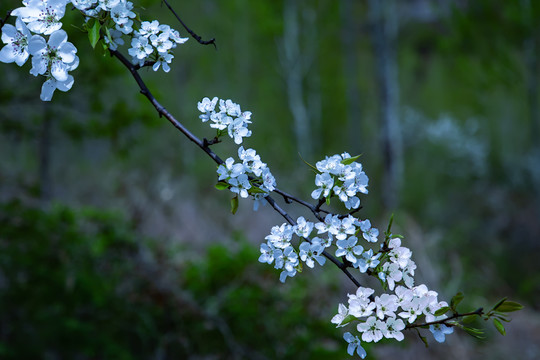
left=199, top=97, right=276, bottom=208
left=254, top=149, right=457, bottom=357
left=1, top=1, right=78, bottom=101
left=127, top=20, right=187, bottom=72
left=259, top=217, right=326, bottom=282
left=217, top=147, right=276, bottom=198
left=0, top=0, right=189, bottom=100
left=72, top=0, right=188, bottom=71
left=311, top=153, right=369, bottom=210
left=333, top=283, right=454, bottom=356
left=258, top=209, right=383, bottom=283
left=330, top=238, right=454, bottom=358
left=198, top=97, right=253, bottom=145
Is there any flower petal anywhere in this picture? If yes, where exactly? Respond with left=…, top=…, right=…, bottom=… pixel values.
left=40, top=79, right=57, bottom=101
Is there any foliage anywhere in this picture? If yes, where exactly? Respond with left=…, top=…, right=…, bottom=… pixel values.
left=0, top=200, right=346, bottom=359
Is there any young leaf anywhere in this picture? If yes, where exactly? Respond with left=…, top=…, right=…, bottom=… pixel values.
left=230, top=196, right=239, bottom=214
left=491, top=297, right=508, bottom=311
left=248, top=186, right=268, bottom=194
left=298, top=153, right=321, bottom=174
left=415, top=329, right=429, bottom=348
left=450, top=292, right=464, bottom=310
left=386, top=213, right=394, bottom=234
left=495, top=301, right=524, bottom=313
left=215, top=181, right=229, bottom=190
left=493, top=318, right=506, bottom=336
left=462, top=315, right=478, bottom=324
left=341, top=154, right=362, bottom=165
left=434, top=306, right=451, bottom=317
left=463, top=326, right=485, bottom=339
left=88, top=19, right=101, bottom=49
left=340, top=314, right=358, bottom=326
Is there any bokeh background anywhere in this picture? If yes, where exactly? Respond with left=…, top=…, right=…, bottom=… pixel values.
left=1, top=0, right=539, bottom=359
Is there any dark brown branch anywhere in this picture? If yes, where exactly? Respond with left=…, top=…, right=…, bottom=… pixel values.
left=273, top=188, right=329, bottom=222
left=0, top=10, right=12, bottom=36
left=406, top=308, right=484, bottom=329
left=110, top=48, right=361, bottom=289
left=161, top=0, right=216, bottom=48
left=110, top=49, right=224, bottom=165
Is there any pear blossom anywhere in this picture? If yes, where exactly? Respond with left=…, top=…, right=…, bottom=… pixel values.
left=430, top=322, right=454, bottom=343
left=71, top=0, right=98, bottom=11
left=359, top=219, right=379, bottom=243
left=294, top=216, right=314, bottom=238
left=103, top=29, right=125, bottom=51
left=228, top=173, right=251, bottom=198
left=39, top=74, right=74, bottom=101
left=374, top=294, right=399, bottom=319
left=355, top=249, right=380, bottom=273
left=12, top=0, right=68, bottom=35
left=198, top=96, right=218, bottom=120
left=312, top=235, right=332, bottom=248
left=384, top=317, right=406, bottom=341
left=152, top=52, right=174, bottom=72
left=298, top=241, right=325, bottom=268
left=260, top=167, right=276, bottom=192
left=357, top=316, right=386, bottom=342
left=128, top=35, right=153, bottom=65
left=378, top=262, right=403, bottom=290
left=343, top=332, right=367, bottom=359
left=311, top=172, right=334, bottom=199
left=331, top=304, right=349, bottom=327
left=209, top=112, right=232, bottom=130
left=258, top=242, right=276, bottom=264
left=335, top=237, right=364, bottom=264
left=220, top=98, right=242, bottom=117
left=29, top=29, right=77, bottom=81
left=228, top=117, right=252, bottom=144
left=265, top=223, right=294, bottom=249
left=216, top=157, right=244, bottom=181
left=0, top=18, right=32, bottom=66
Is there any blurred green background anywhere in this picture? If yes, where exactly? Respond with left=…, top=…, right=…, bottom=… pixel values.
left=0, top=0, right=539, bottom=359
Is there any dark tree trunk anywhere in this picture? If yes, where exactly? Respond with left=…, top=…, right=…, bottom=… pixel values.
left=369, top=0, right=403, bottom=210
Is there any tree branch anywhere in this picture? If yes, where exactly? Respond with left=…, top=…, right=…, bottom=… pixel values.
left=406, top=308, right=484, bottom=329
left=161, top=0, right=216, bottom=48
left=109, top=48, right=362, bottom=289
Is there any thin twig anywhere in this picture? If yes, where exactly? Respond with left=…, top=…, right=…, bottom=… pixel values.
left=406, top=308, right=484, bottom=329
left=161, top=0, right=216, bottom=48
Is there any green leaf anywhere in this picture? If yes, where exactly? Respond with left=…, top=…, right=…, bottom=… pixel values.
left=493, top=318, right=506, bottom=336
left=341, top=154, right=362, bottom=165
left=230, top=196, right=239, bottom=215
left=298, top=153, right=321, bottom=174
left=340, top=314, right=358, bottom=326
left=463, top=326, right=485, bottom=339
left=215, top=181, right=229, bottom=190
left=248, top=186, right=268, bottom=194
left=462, top=315, right=478, bottom=324
left=386, top=213, right=394, bottom=234
left=450, top=292, right=464, bottom=310
left=493, top=313, right=510, bottom=322
left=434, top=306, right=451, bottom=317
left=415, top=329, right=429, bottom=348
left=491, top=297, right=507, bottom=311
left=88, top=19, right=101, bottom=49
left=495, top=301, right=524, bottom=313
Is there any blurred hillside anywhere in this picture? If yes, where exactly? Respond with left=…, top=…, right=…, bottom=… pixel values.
left=0, top=0, right=539, bottom=359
